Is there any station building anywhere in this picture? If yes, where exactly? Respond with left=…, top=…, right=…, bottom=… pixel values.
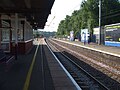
left=0, top=14, right=33, bottom=54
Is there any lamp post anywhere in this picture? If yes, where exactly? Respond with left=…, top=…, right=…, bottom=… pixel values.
left=98, top=0, right=102, bottom=45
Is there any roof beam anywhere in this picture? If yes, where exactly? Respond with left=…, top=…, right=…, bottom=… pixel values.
left=0, top=8, right=50, bottom=13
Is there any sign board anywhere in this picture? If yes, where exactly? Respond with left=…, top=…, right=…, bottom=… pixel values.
left=81, top=29, right=89, bottom=42
left=70, top=31, right=74, bottom=41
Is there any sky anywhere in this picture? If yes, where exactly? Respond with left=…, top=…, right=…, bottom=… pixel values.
left=41, top=0, right=83, bottom=32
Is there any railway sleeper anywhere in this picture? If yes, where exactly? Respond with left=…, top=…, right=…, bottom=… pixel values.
left=78, top=81, right=101, bottom=89
left=69, top=70, right=74, bottom=73
left=95, top=76, right=103, bottom=79
left=80, top=85, right=90, bottom=90
left=78, top=81, right=94, bottom=86
left=71, top=74, right=78, bottom=78
left=75, top=78, right=81, bottom=81
left=78, top=81, right=87, bottom=85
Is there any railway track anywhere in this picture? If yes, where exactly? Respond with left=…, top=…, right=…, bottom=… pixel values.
left=47, top=40, right=108, bottom=90
left=49, top=39, right=120, bottom=81
left=46, top=39, right=120, bottom=90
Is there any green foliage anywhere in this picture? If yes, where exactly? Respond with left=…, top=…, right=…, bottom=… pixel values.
left=57, top=0, right=120, bottom=38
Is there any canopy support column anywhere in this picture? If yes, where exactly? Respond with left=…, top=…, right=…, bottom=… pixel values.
left=15, top=13, right=18, bottom=60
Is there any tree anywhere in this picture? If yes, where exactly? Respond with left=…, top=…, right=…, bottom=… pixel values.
left=57, top=0, right=120, bottom=39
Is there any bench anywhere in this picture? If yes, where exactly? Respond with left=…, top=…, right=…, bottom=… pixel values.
left=0, top=49, right=15, bottom=71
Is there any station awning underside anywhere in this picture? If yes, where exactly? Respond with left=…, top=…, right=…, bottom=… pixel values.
left=0, top=0, right=55, bottom=29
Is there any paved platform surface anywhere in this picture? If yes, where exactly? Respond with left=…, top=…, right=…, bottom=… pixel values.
left=0, top=39, right=79, bottom=90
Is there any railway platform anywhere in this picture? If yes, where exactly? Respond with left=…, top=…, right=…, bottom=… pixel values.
left=0, top=38, right=80, bottom=90
left=55, top=38, right=120, bottom=57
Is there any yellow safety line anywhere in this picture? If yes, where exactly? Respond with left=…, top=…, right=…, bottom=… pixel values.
left=23, top=41, right=40, bottom=90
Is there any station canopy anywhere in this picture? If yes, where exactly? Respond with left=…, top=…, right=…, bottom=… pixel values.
left=0, top=0, right=55, bottom=29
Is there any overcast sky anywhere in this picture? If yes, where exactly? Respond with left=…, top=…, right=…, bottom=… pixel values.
left=42, top=0, right=83, bottom=32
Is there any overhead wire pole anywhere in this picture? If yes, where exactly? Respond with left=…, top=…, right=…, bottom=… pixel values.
left=47, top=16, right=55, bottom=27
left=98, top=0, right=102, bottom=45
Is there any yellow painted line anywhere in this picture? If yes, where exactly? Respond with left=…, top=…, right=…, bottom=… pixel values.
left=23, top=42, right=40, bottom=90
